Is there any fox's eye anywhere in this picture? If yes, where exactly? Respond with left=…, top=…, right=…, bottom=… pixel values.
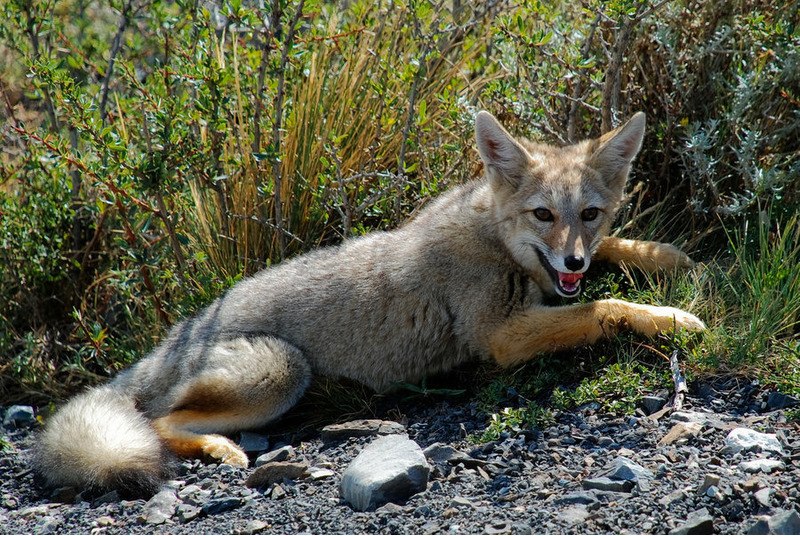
left=532, top=208, right=554, bottom=222
left=581, top=207, right=599, bottom=221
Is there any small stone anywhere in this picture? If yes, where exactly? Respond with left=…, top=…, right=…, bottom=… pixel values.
left=239, top=520, right=269, bottom=534
left=724, top=428, right=784, bottom=455
left=246, top=461, right=309, bottom=488
left=308, top=467, right=335, bottom=480
left=238, top=432, right=269, bottom=453
left=659, top=488, right=688, bottom=506
left=340, top=435, right=430, bottom=511
left=559, top=506, right=590, bottom=526
left=450, top=496, right=477, bottom=508
left=659, top=422, right=703, bottom=446
left=321, top=419, right=406, bottom=445
left=669, top=509, right=714, bottom=535
left=754, top=487, right=773, bottom=507
left=671, top=411, right=709, bottom=423
left=202, top=497, right=243, bottom=515
left=598, top=436, right=614, bottom=447
left=255, top=445, right=295, bottom=467
left=95, top=516, right=114, bottom=527
left=600, top=456, right=654, bottom=482
left=582, top=477, right=633, bottom=493
left=270, top=484, right=286, bottom=500
left=553, top=491, right=599, bottom=508
left=697, top=474, right=721, bottom=495
left=739, top=459, right=785, bottom=474
left=641, top=395, right=667, bottom=415
left=35, top=516, right=60, bottom=534
left=3, top=405, right=36, bottom=429
left=176, top=504, right=201, bottom=523
left=140, top=489, right=178, bottom=525
left=704, top=485, right=721, bottom=499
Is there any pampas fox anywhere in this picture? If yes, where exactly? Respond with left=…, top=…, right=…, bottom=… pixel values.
left=34, top=111, right=704, bottom=497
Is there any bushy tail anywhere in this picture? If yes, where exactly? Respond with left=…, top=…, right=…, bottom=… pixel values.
left=33, top=385, right=168, bottom=497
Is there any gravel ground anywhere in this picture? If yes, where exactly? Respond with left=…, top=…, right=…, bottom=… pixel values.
left=1, top=379, right=799, bottom=535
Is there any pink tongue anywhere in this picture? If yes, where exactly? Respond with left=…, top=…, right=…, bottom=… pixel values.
left=559, top=272, right=583, bottom=284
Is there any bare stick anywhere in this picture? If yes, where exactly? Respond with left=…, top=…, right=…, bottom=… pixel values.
left=670, top=349, right=687, bottom=411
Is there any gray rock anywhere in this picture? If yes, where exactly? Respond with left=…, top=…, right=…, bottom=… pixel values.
left=765, top=392, right=798, bottom=411
left=340, top=435, right=430, bottom=511
left=559, top=505, right=590, bottom=526
left=659, top=422, right=703, bottom=446
left=754, top=487, right=773, bottom=507
left=239, top=520, right=270, bottom=534
left=553, top=491, right=600, bottom=508
left=202, top=497, right=242, bottom=515
left=3, top=405, right=35, bottom=429
left=600, top=456, right=654, bottom=482
left=238, top=432, right=269, bottom=453
left=746, top=509, right=800, bottom=535
left=34, top=515, right=61, bottom=534
left=739, top=459, right=785, bottom=474
left=140, top=489, right=179, bottom=525
left=176, top=504, right=201, bottom=523
left=255, top=445, right=295, bottom=467
left=669, top=508, right=714, bottom=535
left=581, top=477, right=633, bottom=493
left=697, top=474, right=721, bottom=495
left=641, top=395, right=667, bottom=415
left=245, top=461, right=309, bottom=488
left=307, top=467, right=336, bottom=480
left=321, top=419, right=406, bottom=445
left=724, top=428, right=784, bottom=455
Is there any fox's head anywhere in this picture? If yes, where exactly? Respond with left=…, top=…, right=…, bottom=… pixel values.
left=475, top=110, right=646, bottom=298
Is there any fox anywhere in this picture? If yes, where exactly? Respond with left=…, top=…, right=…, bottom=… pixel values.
left=33, top=110, right=705, bottom=497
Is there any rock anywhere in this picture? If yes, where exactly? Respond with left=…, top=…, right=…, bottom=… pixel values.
left=746, top=509, right=800, bottom=535
left=176, top=504, right=201, bottom=523
left=321, top=419, right=406, bottom=445
left=669, top=508, right=714, bottom=535
left=754, top=487, right=773, bottom=507
left=764, top=392, right=798, bottom=411
left=95, top=516, right=115, bottom=527
left=724, top=428, right=784, bottom=455
left=202, top=497, right=243, bottom=515
left=3, top=405, right=35, bottom=429
left=34, top=516, right=60, bottom=534
left=245, top=461, right=309, bottom=488
left=553, top=491, right=600, bottom=508
left=581, top=477, right=633, bottom=493
left=308, top=467, right=335, bottom=480
left=739, top=459, right=785, bottom=474
left=255, top=445, right=295, bottom=467
left=641, top=395, right=667, bottom=415
left=697, top=474, right=721, bottom=495
left=340, top=435, right=430, bottom=511
left=599, top=456, right=654, bottom=482
left=239, top=520, right=270, bottom=534
left=671, top=411, right=709, bottom=423
left=238, top=432, right=269, bottom=453
left=659, top=422, right=703, bottom=446
left=140, top=489, right=179, bottom=525
left=559, top=505, right=590, bottom=526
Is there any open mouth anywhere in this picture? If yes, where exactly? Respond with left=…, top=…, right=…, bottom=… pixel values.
left=534, top=248, right=584, bottom=297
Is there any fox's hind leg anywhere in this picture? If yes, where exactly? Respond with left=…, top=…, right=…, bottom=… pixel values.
left=595, top=236, right=694, bottom=272
left=152, top=336, right=311, bottom=467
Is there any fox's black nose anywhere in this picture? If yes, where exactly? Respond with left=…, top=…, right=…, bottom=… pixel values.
left=564, top=255, right=585, bottom=271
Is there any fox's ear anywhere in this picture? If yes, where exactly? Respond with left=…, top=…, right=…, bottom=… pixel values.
left=588, top=112, right=645, bottom=192
left=475, top=111, right=530, bottom=188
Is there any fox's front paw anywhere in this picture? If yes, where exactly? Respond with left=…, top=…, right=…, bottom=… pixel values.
left=631, top=305, right=706, bottom=336
left=656, top=243, right=695, bottom=270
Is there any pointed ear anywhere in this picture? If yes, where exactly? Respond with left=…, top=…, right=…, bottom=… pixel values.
left=475, top=111, right=530, bottom=187
left=588, top=112, right=645, bottom=192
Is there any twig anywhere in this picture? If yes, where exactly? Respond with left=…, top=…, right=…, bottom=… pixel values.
left=670, top=349, right=688, bottom=411
left=99, top=0, right=135, bottom=125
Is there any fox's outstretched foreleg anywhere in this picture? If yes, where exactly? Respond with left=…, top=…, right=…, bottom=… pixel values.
left=488, top=298, right=705, bottom=368
left=595, top=236, right=694, bottom=273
